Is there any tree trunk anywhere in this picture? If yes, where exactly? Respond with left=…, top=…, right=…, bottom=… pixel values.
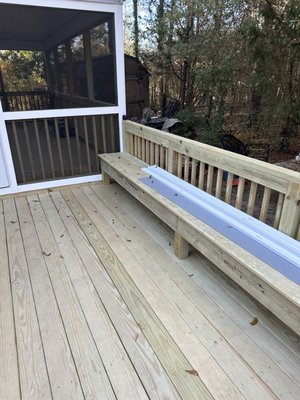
left=133, top=0, right=139, bottom=59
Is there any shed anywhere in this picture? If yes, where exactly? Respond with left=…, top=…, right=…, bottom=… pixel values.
left=124, top=54, right=149, bottom=118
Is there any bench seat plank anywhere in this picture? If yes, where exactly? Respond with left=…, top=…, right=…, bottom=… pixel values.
left=99, top=152, right=300, bottom=336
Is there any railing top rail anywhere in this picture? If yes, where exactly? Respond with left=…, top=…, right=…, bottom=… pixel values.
left=0, top=90, right=49, bottom=96
left=123, top=120, right=300, bottom=194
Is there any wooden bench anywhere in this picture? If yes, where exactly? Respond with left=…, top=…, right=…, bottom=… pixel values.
left=99, top=152, right=300, bottom=336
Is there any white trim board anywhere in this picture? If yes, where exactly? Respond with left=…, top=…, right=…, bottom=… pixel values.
left=0, top=0, right=120, bottom=13
left=3, top=107, right=120, bottom=121
left=0, top=174, right=101, bottom=196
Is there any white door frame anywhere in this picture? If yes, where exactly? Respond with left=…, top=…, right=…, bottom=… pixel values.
left=0, top=0, right=126, bottom=196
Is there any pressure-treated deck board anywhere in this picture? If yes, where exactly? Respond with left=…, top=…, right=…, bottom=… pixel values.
left=84, top=186, right=268, bottom=399
left=63, top=188, right=214, bottom=400
left=88, top=183, right=300, bottom=399
left=0, top=201, right=20, bottom=400
left=48, top=190, right=181, bottom=400
left=15, top=196, right=85, bottom=400
left=27, top=194, right=116, bottom=400
left=1, top=183, right=300, bottom=400
left=105, top=181, right=300, bottom=348
left=3, top=198, right=52, bottom=400
left=72, top=187, right=244, bottom=400
left=100, top=183, right=300, bottom=392
left=38, top=191, right=149, bottom=400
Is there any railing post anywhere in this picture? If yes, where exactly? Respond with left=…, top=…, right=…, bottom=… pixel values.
left=279, top=182, right=300, bottom=238
left=122, top=121, right=129, bottom=153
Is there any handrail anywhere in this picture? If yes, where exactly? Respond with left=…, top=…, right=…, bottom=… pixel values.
left=0, top=90, right=51, bottom=112
left=123, top=120, right=300, bottom=239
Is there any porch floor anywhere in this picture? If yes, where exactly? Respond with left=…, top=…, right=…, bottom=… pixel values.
left=1, top=182, right=300, bottom=400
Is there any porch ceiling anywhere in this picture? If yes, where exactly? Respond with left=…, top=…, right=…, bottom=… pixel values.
left=0, top=3, right=111, bottom=51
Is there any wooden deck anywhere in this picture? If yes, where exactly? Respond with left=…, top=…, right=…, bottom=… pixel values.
left=1, top=182, right=300, bottom=400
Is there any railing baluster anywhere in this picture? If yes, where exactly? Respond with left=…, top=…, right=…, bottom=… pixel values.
left=74, top=117, right=83, bottom=174
left=225, top=172, right=233, bottom=204
left=44, top=119, right=56, bottom=178
left=129, top=133, right=134, bottom=156
left=191, top=158, right=197, bottom=186
left=23, top=120, right=36, bottom=180
left=273, top=192, right=284, bottom=229
left=137, top=136, right=140, bottom=159
left=235, top=177, right=245, bottom=210
left=296, top=224, right=300, bottom=241
left=54, top=118, right=65, bottom=177
left=184, top=156, right=190, bottom=182
left=64, top=117, right=74, bottom=175
left=145, top=140, right=150, bottom=164
left=259, top=187, right=271, bottom=222
left=133, top=135, right=138, bottom=158
left=155, top=143, right=159, bottom=165
left=12, top=121, right=26, bottom=183
left=110, top=115, right=116, bottom=152
left=215, top=168, right=223, bottom=199
left=92, top=116, right=99, bottom=172
left=33, top=119, right=46, bottom=179
left=159, top=146, right=165, bottom=168
left=83, top=116, right=92, bottom=173
left=99, top=116, right=106, bottom=153
left=177, top=153, right=183, bottom=178
left=141, top=138, right=146, bottom=162
left=150, top=141, right=154, bottom=165
left=206, top=165, right=214, bottom=194
left=247, top=182, right=258, bottom=216
left=198, top=162, right=205, bottom=189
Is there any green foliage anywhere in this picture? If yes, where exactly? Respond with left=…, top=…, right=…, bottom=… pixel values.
left=0, top=50, right=46, bottom=91
left=199, top=118, right=223, bottom=147
left=175, top=107, right=198, bottom=138
left=125, top=0, right=300, bottom=143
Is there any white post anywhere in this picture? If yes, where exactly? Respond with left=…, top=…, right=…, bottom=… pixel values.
left=0, top=101, right=18, bottom=195
left=114, top=5, right=126, bottom=152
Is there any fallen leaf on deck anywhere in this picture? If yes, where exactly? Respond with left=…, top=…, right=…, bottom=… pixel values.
left=250, top=317, right=258, bottom=326
left=41, top=251, right=51, bottom=257
left=137, top=322, right=144, bottom=330
left=185, top=369, right=199, bottom=376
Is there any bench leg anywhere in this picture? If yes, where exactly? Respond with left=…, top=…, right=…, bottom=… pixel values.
left=102, top=170, right=112, bottom=185
left=174, top=232, right=189, bottom=259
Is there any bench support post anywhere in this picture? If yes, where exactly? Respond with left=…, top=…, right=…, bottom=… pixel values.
left=174, top=232, right=189, bottom=259
left=102, top=170, right=112, bottom=185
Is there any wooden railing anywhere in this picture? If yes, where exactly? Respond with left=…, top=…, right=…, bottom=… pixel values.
left=0, top=90, right=52, bottom=111
left=123, top=120, right=300, bottom=240
left=6, top=114, right=119, bottom=184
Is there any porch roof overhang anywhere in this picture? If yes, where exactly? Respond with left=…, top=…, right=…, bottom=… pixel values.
left=0, top=3, right=113, bottom=51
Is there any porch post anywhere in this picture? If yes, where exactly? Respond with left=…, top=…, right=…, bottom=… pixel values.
left=114, top=6, right=126, bottom=152
left=0, top=101, right=18, bottom=193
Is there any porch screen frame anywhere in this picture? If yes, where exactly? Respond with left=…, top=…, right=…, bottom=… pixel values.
left=0, top=0, right=126, bottom=196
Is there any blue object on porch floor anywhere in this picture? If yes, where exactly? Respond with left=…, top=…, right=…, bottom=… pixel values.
left=140, top=166, right=300, bottom=285
left=57, top=119, right=75, bottom=137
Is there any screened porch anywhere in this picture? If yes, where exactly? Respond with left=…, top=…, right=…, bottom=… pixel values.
left=0, top=1, right=124, bottom=190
